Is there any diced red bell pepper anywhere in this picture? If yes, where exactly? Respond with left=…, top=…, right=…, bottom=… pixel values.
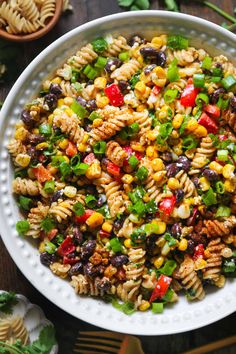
left=63, top=256, right=79, bottom=265
left=66, top=141, right=77, bottom=157
left=33, top=165, right=52, bottom=183
left=188, top=207, right=199, bottom=226
left=198, top=112, right=218, bottom=134
left=104, top=84, right=124, bottom=107
left=99, top=230, right=110, bottom=239
left=57, top=236, right=76, bottom=257
left=47, top=228, right=58, bottom=241
left=39, top=154, right=47, bottom=163
left=107, top=161, right=121, bottom=177
left=193, top=244, right=205, bottom=261
left=180, top=84, right=199, bottom=107
left=83, top=153, right=96, bottom=165
left=123, top=146, right=143, bottom=166
left=152, top=85, right=161, bottom=95
left=149, top=274, right=172, bottom=303
left=204, top=104, right=221, bottom=119
left=159, top=195, right=176, bottom=216
left=219, top=135, right=227, bottom=141
left=75, top=209, right=94, bottom=223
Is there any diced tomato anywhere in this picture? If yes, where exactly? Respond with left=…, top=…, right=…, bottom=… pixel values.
left=152, top=85, right=161, bottom=95
left=99, top=230, right=110, bottom=239
left=159, top=195, right=176, bottom=216
left=83, top=153, right=96, bottom=165
left=57, top=236, right=75, bottom=257
left=47, top=229, right=58, bottom=241
left=33, top=165, right=52, bottom=183
left=149, top=274, right=172, bottom=303
left=219, top=135, right=227, bottom=141
left=63, top=256, right=79, bottom=265
left=134, top=151, right=143, bottom=160
left=66, top=141, right=77, bottom=157
left=107, top=161, right=121, bottom=177
left=75, top=209, right=94, bottom=223
left=193, top=244, right=205, bottom=261
left=104, top=84, right=124, bottom=107
left=198, top=112, right=218, bottom=134
left=204, top=104, right=221, bottom=119
left=180, top=84, right=199, bottom=107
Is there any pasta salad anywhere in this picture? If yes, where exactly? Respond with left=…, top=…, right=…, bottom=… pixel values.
left=8, top=33, right=236, bottom=314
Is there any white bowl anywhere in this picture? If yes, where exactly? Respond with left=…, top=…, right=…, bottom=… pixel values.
left=0, top=11, right=236, bottom=335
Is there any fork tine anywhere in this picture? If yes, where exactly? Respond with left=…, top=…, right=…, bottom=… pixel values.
left=74, top=343, right=118, bottom=353
left=75, top=337, right=121, bottom=348
left=78, top=331, right=124, bottom=341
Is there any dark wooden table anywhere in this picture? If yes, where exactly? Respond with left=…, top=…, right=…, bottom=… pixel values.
left=0, top=1, right=236, bottom=353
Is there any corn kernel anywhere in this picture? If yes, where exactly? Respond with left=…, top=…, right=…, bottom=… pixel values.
left=135, top=81, right=147, bottom=94
left=15, top=153, right=31, bottom=167
left=14, top=127, right=28, bottom=141
left=48, top=114, right=54, bottom=125
left=151, top=220, right=166, bottom=234
left=36, top=142, right=49, bottom=150
left=186, top=119, right=198, bottom=132
left=78, top=143, right=88, bottom=152
left=63, top=156, right=70, bottom=164
left=59, top=139, right=69, bottom=149
left=178, top=238, right=188, bottom=251
left=209, top=161, right=223, bottom=174
left=194, top=258, right=207, bottom=270
left=124, top=239, right=132, bottom=248
left=51, top=77, right=62, bottom=84
left=224, top=179, right=235, bottom=193
left=153, top=171, right=166, bottom=182
left=222, top=164, right=235, bottom=179
left=94, top=77, right=107, bottom=89
left=156, top=143, right=168, bottom=152
left=85, top=162, right=101, bottom=179
left=139, top=301, right=151, bottom=311
left=32, top=128, right=39, bottom=134
left=154, top=256, right=165, bottom=269
left=168, top=177, right=180, bottom=190
left=64, top=186, right=77, bottom=198
left=199, top=176, right=210, bottom=191
left=58, top=98, right=65, bottom=107
left=86, top=212, right=104, bottom=228
left=82, top=133, right=89, bottom=144
left=65, top=108, right=74, bottom=117
left=215, top=274, right=225, bottom=288
left=102, top=222, right=113, bottom=233
left=39, top=241, right=46, bottom=253
left=130, top=143, right=146, bottom=152
left=48, top=166, right=58, bottom=175
left=172, top=114, right=184, bottom=129
left=136, top=104, right=146, bottom=112
left=93, top=118, right=103, bottom=127
left=64, top=97, right=74, bottom=106
left=151, top=158, right=165, bottom=171
left=42, top=80, right=51, bottom=90
left=121, top=174, right=134, bottom=184
left=96, top=95, right=110, bottom=108
left=147, top=130, right=159, bottom=141
left=146, top=146, right=158, bottom=159
left=194, top=125, right=208, bottom=138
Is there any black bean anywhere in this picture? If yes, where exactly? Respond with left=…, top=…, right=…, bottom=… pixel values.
left=187, top=240, right=195, bottom=255
left=175, top=189, right=184, bottom=203
left=44, top=93, right=57, bottom=111
left=97, top=194, right=106, bottom=207
left=140, top=48, right=166, bottom=67
left=76, top=96, right=87, bottom=108
left=68, top=262, right=84, bottom=276
left=171, top=223, right=182, bottom=237
left=211, top=88, right=225, bottom=104
left=166, top=163, right=180, bottom=178
left=192, top=177, right=200, bottom=189
left=105, top=58, right=122, bottom=74
left=128, top=35, right=144, bottom=47
left=230, top=96, right=236, bottom=112
left=83, top=118, right=92, bottom=132
left=110, top=255, right=129, bottom=267
left=162, top=152, right=173, bottom=163
left=49, top=83, right=62, bottom=97
left=84, top=263, right=104, bottom=278
left=86, top=185, right=96, bottom=195
left=21, top=110, right=35, bottom=128
left=190, top=233, right=207, bottom=247
left=144, top=64, right=156, bottom=75
left=28, top=134, right=45, bottom=144
left=202, top=168, right=219, bottom=182
left=146, top=234, right=159, bottom=254
left=113, top=217, right=125, bottom=234
left=51, top=190, right=64, bottom=203
left=81, top=240, right=96, bottom=260
left=27, top=147, right=40, bottom=161
left=86, top=99, right=97, bottom=112
left=73, top=227, right=83, bottom=245
left=177, top=156, right=191, bottom=172
left=96, top=277, right=111, bottom=292
left=118, top=80, right=130, bottom=93
left=40, top=252, right=57, bottom=267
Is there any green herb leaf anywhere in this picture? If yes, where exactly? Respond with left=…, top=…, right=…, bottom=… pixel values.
left=85, top=195, right=97, bottom=208
left=202, top=187, right=217, bottom=207
left=41, top=217, right=55, bottom=232
left=92, top=37, right=108, bottom=53
left=215, top=205, right=231, bottom=218
left=118, top=0, right=134, bottom=7
left=135, top=166, right=148, bottom=182
left=167, top=35, right=188, bottom=50
left=0, top=292, right=18, bottom=314
left=31, top=325, right=56, bottom=353
left=133, top=0, right=150, bottom=10
left=164, top=0, right=179, bottom=11
left=73, top=202, right=85, bottom=216
left=129, top=70, right=141, bottom=89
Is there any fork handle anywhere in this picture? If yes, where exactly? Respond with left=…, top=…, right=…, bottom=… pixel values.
left=182, top=335, right=236, bottom=354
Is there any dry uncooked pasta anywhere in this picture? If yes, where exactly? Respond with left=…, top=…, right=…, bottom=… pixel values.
left=8, top=32, right=236, bottom=314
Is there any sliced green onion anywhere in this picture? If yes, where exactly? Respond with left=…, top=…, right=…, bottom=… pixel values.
left=202, top=187, right=217, bottom=206
left=128, top=155, right=139, bottom=169
left=167, top=58, right=179, bottom=82
left=72, top=82, right=83, bottom=93
left=145, top=199, right=158, bottom=214
left=144, top=223, right=160, bottom=235
left=223, top=260, right=236, bottom=273
left=93, top=141, right=106, bottom=154
left=19, top=196, right=32, bottom=211
left=71, top=154, right=81, bottom=167
left=164, top=233, right=177, bottom=247
left=73, top=202, right=85, bottom=216
left=118, top=51, right=130, bottom=62
left=85, top=195, right=97, bottom=208
left=39, top=123, right=52, bottom=137
left=182, top=135, right=198, bottom=150
left=55, top=234, right=64, bottom=245
left=70, top=99, right=89, bottom=118
left=215, top=205, right=231, bottom=218
left=110, top=237, right=122, bottom=253
left=211, top=76, right=221, bottom=83
left=41, top=217, right=55, bottom=232
left=94, top=56, right=107, bottom=69
left=167, top=35, right=189, bottom=50
left=128, top=186, right=145, bottom=204
left=162, top=288, right=175, bottom=302
left=83, top=64, right=99, bottom=80
left=122, top=302, right=136, bottom=315
left=127, top=122, right=140, bottom=137
left=89, top=111, right=102, bottom=121
left=212, top=67, right=223, bottom=77
left=159, top=260, right=177, bottom=276
left=73, top=162, right=89, bottom=175
left=16, top=220, right=30, bottom=235
left=45, top=241, right=57, bottom=254
left=159, top=122, right=173, bottom=139
left=152, top=302, right=164, bottom=314
left=71, top=69, right=80, bottom=83
left=135, top=166, right=148, bottom=182
left=97, top=204, right=111, bottom=219
left=59, top=161, right=71, bottom=177
left=217, top=149, right=229, bottom=161
left=215, top=181, right=225, bottom=194
left=92, top=37, right=108, bottom=53
left=193, top=74, right=205, bottom=88
left=217, top=97, right=229, bottom=110
left=221, top=75, right=236, bottom=90
left=130, top=200, right=146, bottom=217
left=202, top=56, right=212, bottom=70
left=131, top=228, right=146, bottom=245
left=195, top=92, right=209, bottom=106
left=43, top=180, right=55, bottom=194
left=164, top=89, right=178, bottom=103
left=51, top=156, right=66, bottom=167
left=129, top=70, right=141, bottom=89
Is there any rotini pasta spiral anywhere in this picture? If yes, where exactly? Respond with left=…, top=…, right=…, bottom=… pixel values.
left=203, top=238, right=226, bottom=284
left=67, top=43, right=98, bottom=69
left=105, top=141, right=127, bottom=166
left=125, top=248, right=146, bottom=281
left=53, top=112, right=85, bottom=146
left=202, top=217, right=236, bottom=238
left=103, top=181, right=125, bottom=218
left=104, top=36, right=130, bottom=57
left=222, top=108, right=236, bottom=133
left=190, top=136, right=216, bottom=174
left=111, top=59, right=141, bottom=81
left=25, top=202, right=49, bottom=238
left=175, top=170, right=197, bottom=198
left=12, top=177, right=42, bottom=196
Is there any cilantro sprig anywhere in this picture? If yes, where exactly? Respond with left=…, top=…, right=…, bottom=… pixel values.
left=0, top=291, right=18, bottom=314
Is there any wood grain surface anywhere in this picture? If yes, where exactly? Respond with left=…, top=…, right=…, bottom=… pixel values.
left=0, top=1, right=236, bottom=353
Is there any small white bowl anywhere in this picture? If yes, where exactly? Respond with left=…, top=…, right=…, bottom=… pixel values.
left=0, top=11, right=235, bottom=335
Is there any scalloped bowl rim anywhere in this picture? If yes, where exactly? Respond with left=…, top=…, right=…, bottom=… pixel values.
left=0, top=11, right=236, bottom=335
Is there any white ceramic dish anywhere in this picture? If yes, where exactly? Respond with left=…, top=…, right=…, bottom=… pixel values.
left=0, top=11, right=236, bottom=335
left=0, top=291, right=58, bottom=353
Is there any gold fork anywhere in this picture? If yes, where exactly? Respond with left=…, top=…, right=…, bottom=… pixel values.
left=73, top=331, right=144, bottom=354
